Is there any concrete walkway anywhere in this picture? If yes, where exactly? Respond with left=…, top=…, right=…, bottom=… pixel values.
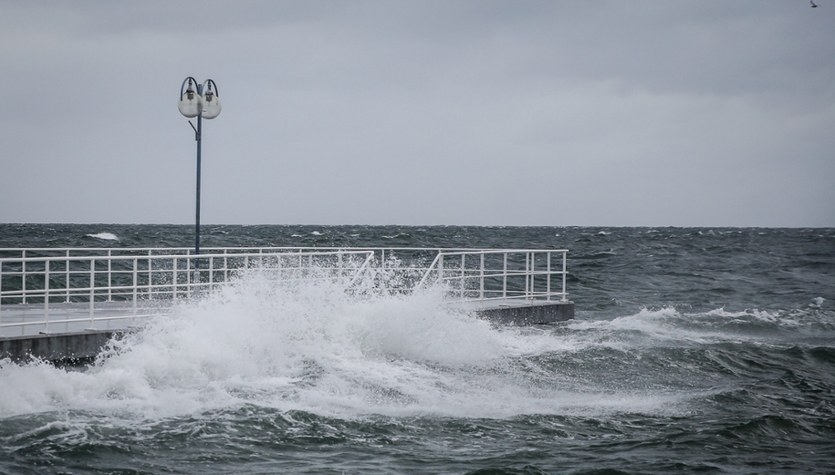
left=0, top=301, right=168, bottom=338
left=1, top=299, right=573, bottom=363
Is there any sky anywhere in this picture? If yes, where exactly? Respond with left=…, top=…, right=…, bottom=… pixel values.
left=1, top=1, right=833, bottom=227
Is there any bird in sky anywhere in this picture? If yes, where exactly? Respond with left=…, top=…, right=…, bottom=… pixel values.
left=810, top=0, right=819, bottom=7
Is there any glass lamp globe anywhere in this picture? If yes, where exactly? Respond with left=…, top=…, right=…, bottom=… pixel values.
left=201, top=92, right=221, bottom=119
left=178, top=89, right=202, bottom=118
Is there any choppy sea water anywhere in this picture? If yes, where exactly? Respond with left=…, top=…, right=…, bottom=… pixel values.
left=1, top=224, right=834, bottom=474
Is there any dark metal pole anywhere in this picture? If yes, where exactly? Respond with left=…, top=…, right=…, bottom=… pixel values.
left=195, top=85, right=203, bottom=256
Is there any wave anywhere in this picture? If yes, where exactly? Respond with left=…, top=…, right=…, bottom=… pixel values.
left=568, top=304, right=835, bottom=348
left=85, top=232, right=119, bottom=241
left=0, top=270, right=690, bottom=422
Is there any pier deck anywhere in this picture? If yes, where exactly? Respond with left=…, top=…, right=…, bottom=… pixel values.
left=1, top=247, right=574, bottom=363
left=0, top=300, right=574, bottom=363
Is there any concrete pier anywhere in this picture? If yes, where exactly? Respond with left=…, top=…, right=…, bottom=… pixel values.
left=471, top=300, right=575, bottom=325
left=0, top=300, right=574, bottom=364
left=2, top=246, right=575, bottom=363
left=0, top=330, right=121, bottom=365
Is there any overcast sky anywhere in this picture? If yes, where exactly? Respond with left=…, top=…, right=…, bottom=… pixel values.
left=1, top=1, right=833, bottom=227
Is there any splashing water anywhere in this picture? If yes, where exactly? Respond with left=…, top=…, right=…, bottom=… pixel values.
left=0, top=268, right=694, bottom=422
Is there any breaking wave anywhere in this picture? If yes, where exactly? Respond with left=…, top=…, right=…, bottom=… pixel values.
left=0, top=270, right=694, bottom=422
left=85, top=232, right=119, bottom=241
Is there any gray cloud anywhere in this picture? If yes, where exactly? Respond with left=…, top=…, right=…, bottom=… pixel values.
left=1, top=0, right=833, bottom=226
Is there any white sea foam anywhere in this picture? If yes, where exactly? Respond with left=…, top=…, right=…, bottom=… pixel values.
left=0, top=271, right=688, bottom=421
left=567, top=304, right=833, bottom=349
left=564, top=306, right=719, bottom=347
left=86, top=232, right=119, bottom=241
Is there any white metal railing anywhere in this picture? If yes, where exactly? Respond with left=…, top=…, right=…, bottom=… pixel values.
left=0, top=249, right=374, bottom=336
left=417, top=249, right=568, bottom=302
left=0, top=247, right=568, bottom=336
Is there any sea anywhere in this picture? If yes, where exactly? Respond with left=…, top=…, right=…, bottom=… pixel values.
left=0, top=224, right=833, bottom=474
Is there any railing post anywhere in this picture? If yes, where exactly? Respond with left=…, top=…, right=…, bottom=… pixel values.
left=460, top=254, right=465, bottom=299
left=147, top=257, right=152, bottom=298
left=503, top=252, right=508, bottom=299
left=65, top=257, right=70, bottom=303
left=133, top=258, right=139, bottom=314
left=107, top=251, right=113, bottom=301
left=209, top=256, right=214, bottom=290
left=224, top=254, right=229, bottom=284
left=546, top=251, right=552, bottom=301
left=532, top=252, right=537, bottom=299
left=524, top=252, right=530, bottom=298
left=22, top=258, right=27, bottom=304
left=188, top=256, right=194, bottom=297
left=562, top=250, right=567, bottom=302
left=173, top=257, right=179, bottom=300
left=89, top=258, right=95, bottom=324
left=44, top=260, right=50, bottom=333
left=479, top=252, right=485, bottom=300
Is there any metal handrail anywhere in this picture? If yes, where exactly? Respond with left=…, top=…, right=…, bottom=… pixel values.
left=0, top=249, right=374, bottom=336
left=415, top=249, right=568, bottom=302
left=0, top=247, right=568, bottom=337
left=0, top=246, right=566, bottom=257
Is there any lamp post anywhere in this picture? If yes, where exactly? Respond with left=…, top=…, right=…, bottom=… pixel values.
left=178, top=77, right=221, bottom=255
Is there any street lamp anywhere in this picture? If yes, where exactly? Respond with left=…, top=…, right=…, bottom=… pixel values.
left=178, top=77, right=221, bottom=255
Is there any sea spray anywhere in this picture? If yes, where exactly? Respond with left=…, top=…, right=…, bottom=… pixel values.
left=0, top=268, right=688, bottom=422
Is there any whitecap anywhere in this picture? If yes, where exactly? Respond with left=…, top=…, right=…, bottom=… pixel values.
left=86, top=232, right=119, bottom=241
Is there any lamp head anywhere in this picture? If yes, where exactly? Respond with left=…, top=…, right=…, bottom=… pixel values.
left=201, top=79, right=222, bottom=119
left=178, top=77, right=201, bottom=118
